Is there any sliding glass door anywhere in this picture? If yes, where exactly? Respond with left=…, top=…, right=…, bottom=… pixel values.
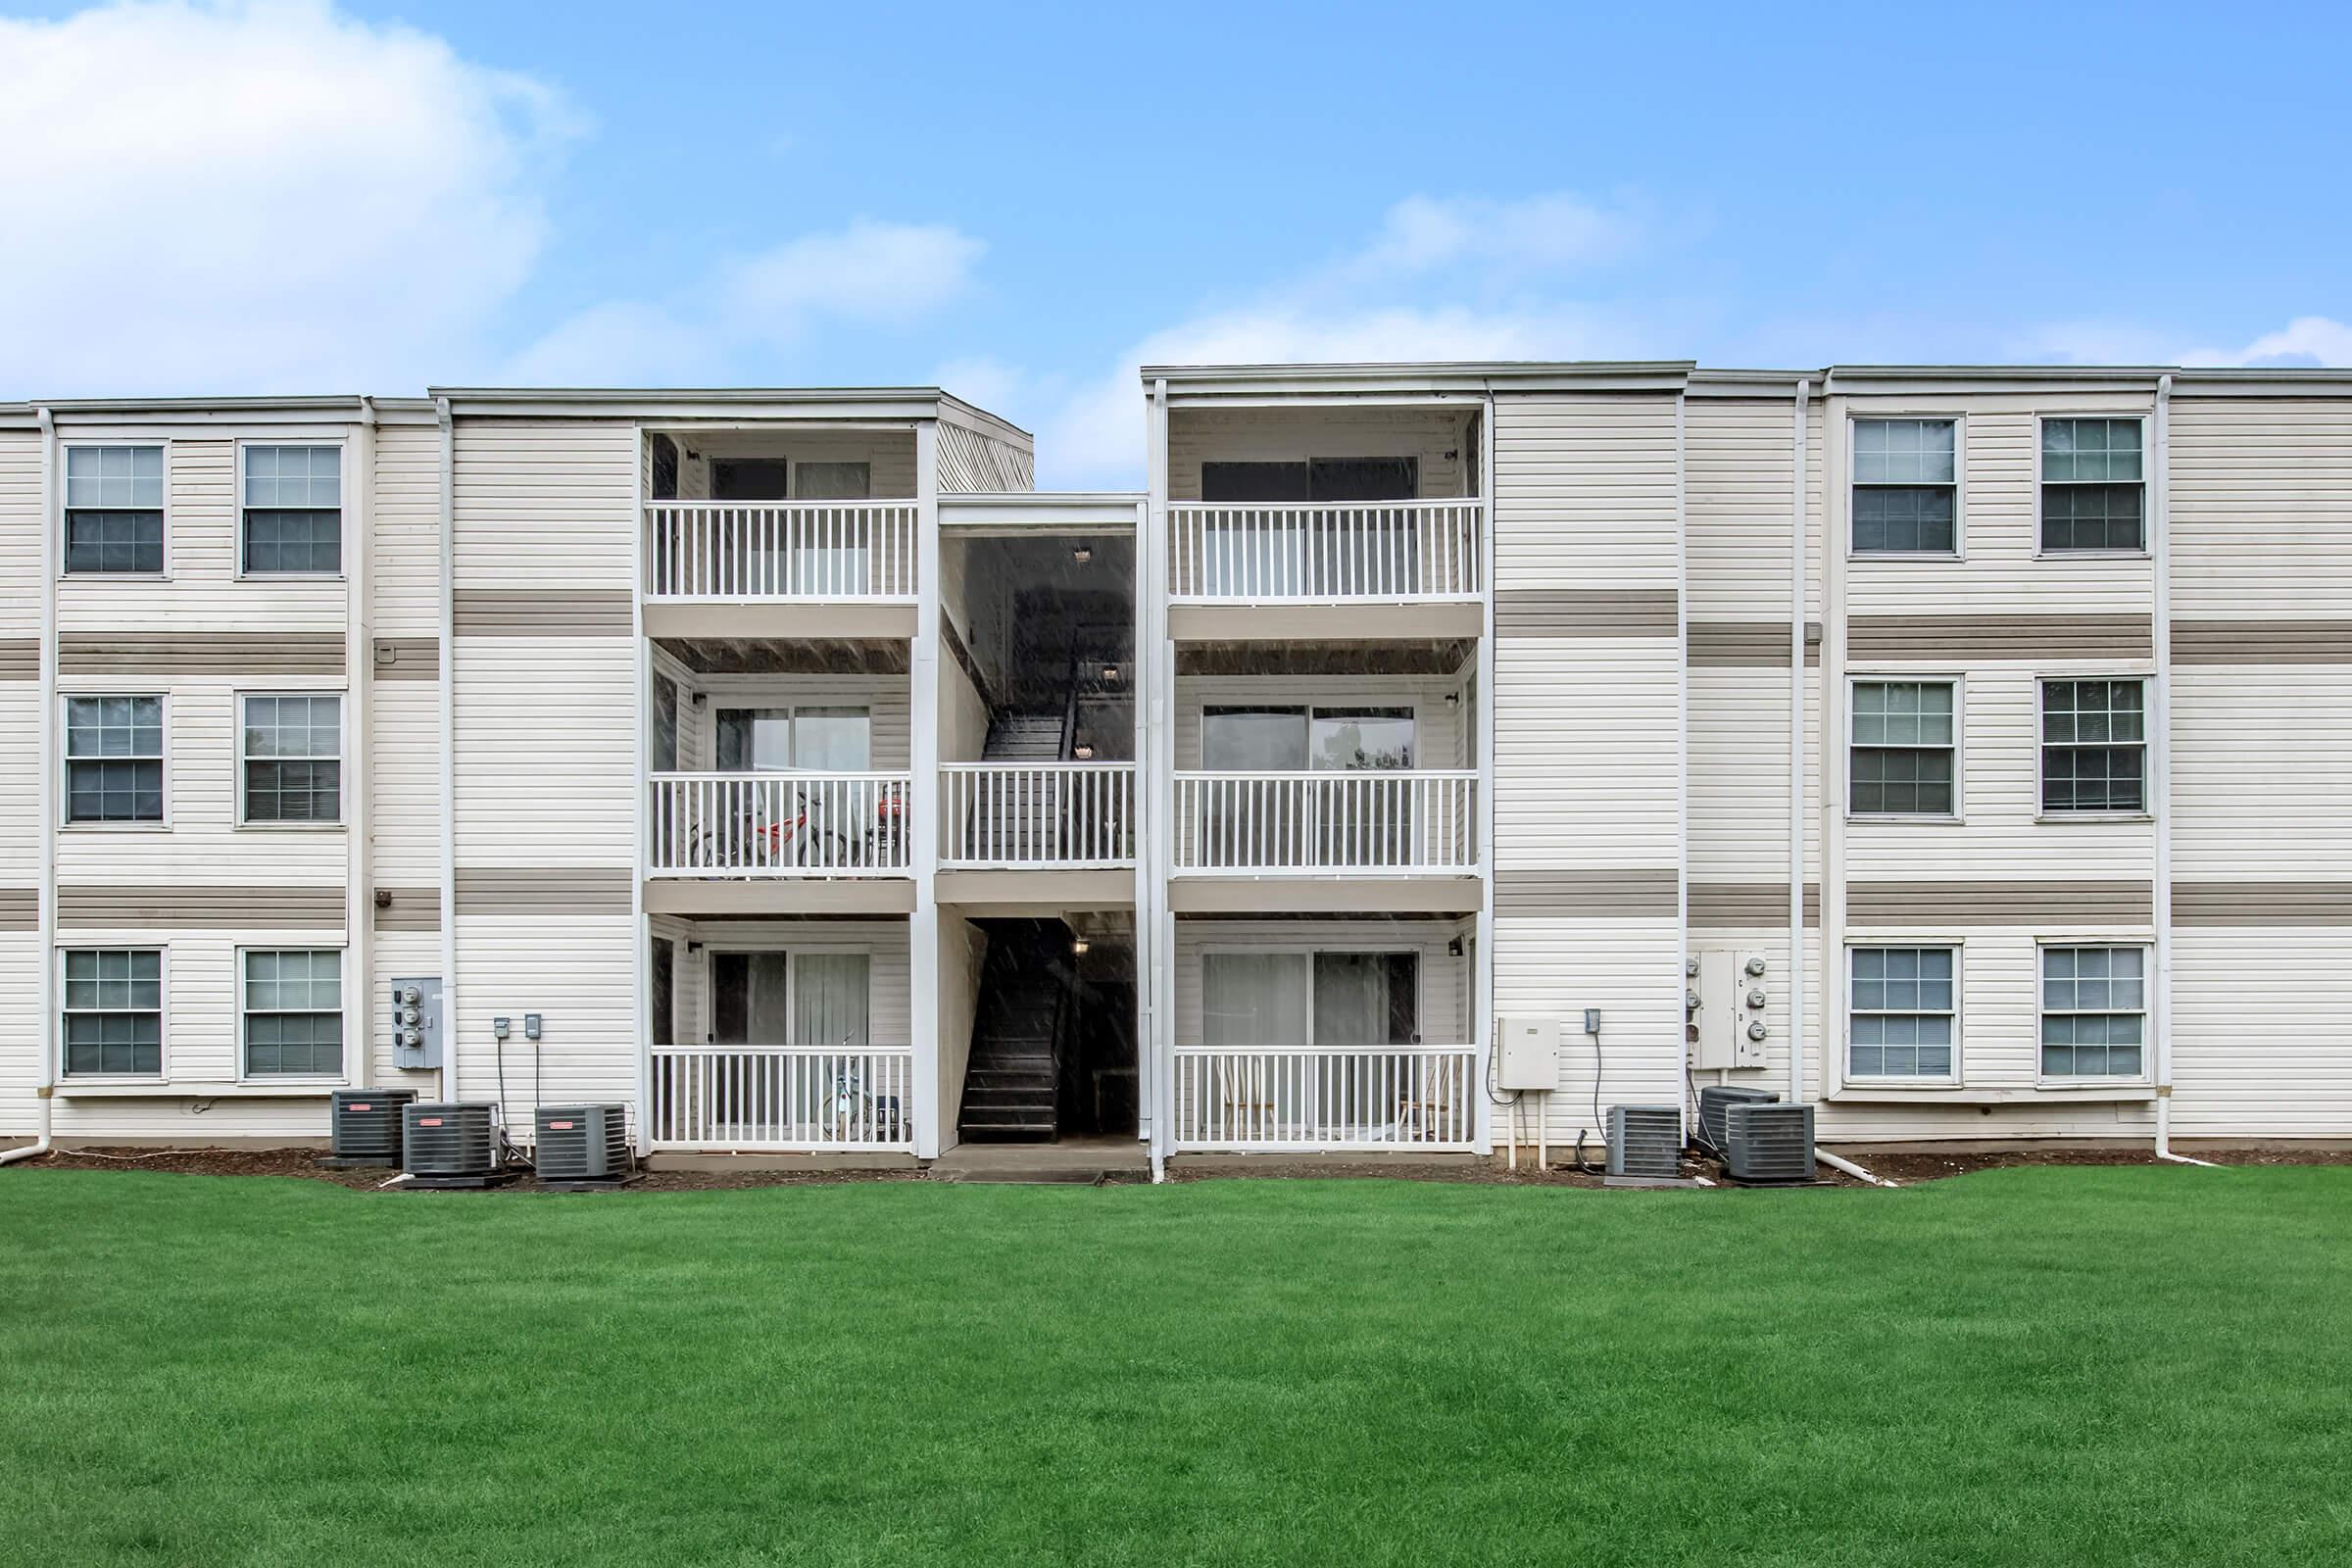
left=1198, top=705, right=1416, bottom=867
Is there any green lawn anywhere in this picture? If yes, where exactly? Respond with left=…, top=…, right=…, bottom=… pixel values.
left=3, top=1169, right=2349, bottom=1567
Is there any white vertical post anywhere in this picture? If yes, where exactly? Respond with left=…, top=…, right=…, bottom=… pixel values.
left=349, top=399, right=375, bottom=1092
left=910, top=419, right=943, bottom=1158
left=1474, top=392, right=1497, bottom=1153
left=1674, top=389, right=1690, bottom=1148
left=1822, top=382, right=1848, bottom=1102
left=632, top=428, right=652, bottom=1153
left=1789, top=379, right=1810, bottom=1110
left=1144, top=389, right=1173, bottom=1177
left=2151, top=374, right=2175, bottom=1150
left=435, top=396, right=458, bottom=1104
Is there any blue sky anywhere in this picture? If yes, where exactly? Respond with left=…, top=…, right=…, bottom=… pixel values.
left=2, top=0, right=2346, bottom=483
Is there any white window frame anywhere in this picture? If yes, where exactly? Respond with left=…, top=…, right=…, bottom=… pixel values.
left=2034, top=939, right=2153, bottom=1087
left=59, top=691, right=171, bottom=830
left=1846, top=414, right=1966, bottom=562
left=59, top=440, right=172, bottom=580
left=1196, top=941, right=1435, bottom=1048
left=1844, top=673, right=1965, bottom=824
left=236, top=945, right=350, bottom=1084
left=2033, top=414, right=2151, bottom=561
left=235, top=688, right=348, bottom=829
left=235, top=439, right=349, bottom=581
left=57, top=945, right=171, bottom=1081
left=1841, top=941, right=1963, bottom=1087
left=702, top=942, right=880, bottom=1048
left=707, top=701, right=876, bottom=772
left=2034, top=672, right=2152, bottom=823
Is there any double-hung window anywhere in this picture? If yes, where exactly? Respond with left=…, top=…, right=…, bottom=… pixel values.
left=1849, top=680, right=1956, bottom=817
left=2039, top=946, right=2146, bottom=1079
left=242, top=950, right=344, bottom=1077
left=62, top=949, right=164, bottom=1076
left=65, top=696, right=165, bottom=824
left=242, top=446, right=342, bottom=574
left=241, top=694, right=342, bottom=823
left=1851, top=419, right=1958, bottom=555
left=64, top=445, right=165, bottom=573
left=2040, top=418, right=2144, bottom=553
left=2040, top=678, right=2146, bottom=814
left=1847, top=947, right=1956, bottom=1080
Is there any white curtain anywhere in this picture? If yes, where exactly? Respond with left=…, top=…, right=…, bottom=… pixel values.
left=793, top=954, right=870, bottom=1051
left=1202, top=953, right=1310, bottom=1048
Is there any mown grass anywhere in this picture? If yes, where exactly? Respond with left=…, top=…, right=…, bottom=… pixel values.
left=3, top=1166, right=2348, bottom=1566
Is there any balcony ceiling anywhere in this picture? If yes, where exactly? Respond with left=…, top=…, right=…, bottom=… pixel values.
left=1174, top=637, right=1476, bottom=677
left=656, top=636, right=911, bottom=675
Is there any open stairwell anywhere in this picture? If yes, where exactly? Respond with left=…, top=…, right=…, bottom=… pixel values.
left=957, top=918, right=1075, bottom=1144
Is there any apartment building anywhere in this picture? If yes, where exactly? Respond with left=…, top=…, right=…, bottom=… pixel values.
left=2, top=363, right=2346, bottom=1171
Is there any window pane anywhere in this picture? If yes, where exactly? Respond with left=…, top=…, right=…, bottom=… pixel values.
left=1853, top=486, right=1957, bottom=554
left=2042, top=681, right=2146, bottom=812
left=61, top=948, right=164, bottom=1075
left=2041, top=483, right=2143, bottom=552
left=65, top=510, right=164, bottom=573
left=244, top=446, right=340, bottom=508
left=1854, top=419, right=1955, bottom=484
left=68, top=446, right=165, bottom=508
left=242, top=508, right=342, bottom=573
left=793, top=461, right=870, bottom=500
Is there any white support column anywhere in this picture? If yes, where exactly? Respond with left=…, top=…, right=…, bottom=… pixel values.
left=348, top=399, right=375, bottom=1091
left=631, top=427, right=652, bottom=1154
left=34, top=406, right=57, bottom=1141
left=1820, top=383, right=1848, bottom=1102
left=909, top=419, right=944, bottom=1158
left=1473, top=392, right=1497, bottom=1152
left=2151, top=373, right=2176, bottom=1148
left=1674, top=389, right=1690, bottom=1143
left=1145, top=379, right=1174, bottom=1177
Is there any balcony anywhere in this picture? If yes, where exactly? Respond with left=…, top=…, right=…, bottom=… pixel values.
left=647, top=771, right=910, bottom=877
left=642, top=501, right=919, bottom=639
left=1169, top=769, right=1480, bottom=913
left=647, top=1046, right=915, bottom=1151
left=1165, top=500, right=1485, bottom=641
left=940, top=762, right=1136, bottom=868
left=1168, top=1046, right=1477, bottom=1151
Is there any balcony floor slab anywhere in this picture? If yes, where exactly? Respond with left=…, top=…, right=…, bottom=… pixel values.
left=1169, top=876, right=1484, bottom=915
left=1168, top=603, right=1482, bottom=643
left=644, top=878, right=917, bottom=917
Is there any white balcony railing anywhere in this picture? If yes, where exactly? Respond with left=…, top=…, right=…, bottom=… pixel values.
left=941, top=762, right=1136, bottom=868
left=1168, top=499, right=1484, bottom=602
left=643, top=501, right=919, bottom=600
left=648, top=1048, right=915, bottom=1150
left=1169, top=1047, right=1478, bottom=1150
left=647, top=772, right=910, bottom=876
left=1171, top=771, right=1478, bottom=874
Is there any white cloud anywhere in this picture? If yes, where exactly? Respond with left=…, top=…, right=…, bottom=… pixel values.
left=1031, top=192, right=1651, bottom=487
left=2024, top=315, right=2352, bottom=370
left=0, top=0, right=575, bottom=396
left=2194, top=316, right=2352, bottom=368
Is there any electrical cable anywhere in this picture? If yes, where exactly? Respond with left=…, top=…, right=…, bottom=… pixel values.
left=1574, top=1017, right=1604, bottom=1174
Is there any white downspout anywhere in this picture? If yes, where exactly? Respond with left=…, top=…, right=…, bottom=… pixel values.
left=1788, top=378, right=1809, bottom=1113
left=1146, top=378, right=1172, bottom=1182
left=436, top=396, right=459, bottom=1104
left=2148, top=372, right=2211, bottom=1167
left=2, top=406, right=58, bottom=1168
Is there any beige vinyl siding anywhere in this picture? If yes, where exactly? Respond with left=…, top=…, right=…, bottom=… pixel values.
left=369, top=679, right=441, bottom=889
left=57, top=436, right=352, bottom=635
left=1842, top=396, right=2155, bottom=617
left=1166, top=408, right=1476, bottom=502
left=2175, top=667, right=2352, bottom=879
left=2171, top=398, right=2352, bottom=615
left=1492, top=392, right=1684, bottom=1147
left=370, top=423, right=443, bottom=635
left=453, top=420, right=636, bottom=588
left=936, top=420, right=1035, bottom=494
left=936, top=912, right=985, bottom=1141
left=2173, top=928, right=2352, bottom=1137
left=1173, top=919, right=1468, bottom=1049
left=0, top=429, right=41, bottom=636
left=673, top=430, right=918, bottom=501
left=1686, top=397, right=1797, bottom=618
left=0, top=679, right=38, bottom=885
left=0, top=933, right=36, bottom=1139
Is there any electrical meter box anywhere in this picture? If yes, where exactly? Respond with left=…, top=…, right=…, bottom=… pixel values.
left=391, top=976, right=445, bottom=1070
left=1496, top=1016, right=1561, bottom=1091
left=1690, top=951, right=1769, bottom=1070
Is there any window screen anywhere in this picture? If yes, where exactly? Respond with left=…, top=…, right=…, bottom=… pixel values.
left=2040, top=946, right=2145, bottom=1077
left=62, top=949, right=164, bottom=1075
left=2041, top=418, right=2144, bottom=552
left=65, top=446, right=165, bottom=573
left=1848, top=947, right=1956, bottom=1079
left=1850, top=681, right=1956, bottom=815
left=795, top=462, right=870, bottom=500
left=242, top=446, right=342, bottom=573
left=1852, top=419, right=1958, bottom=554
left=2041, top=679, right=2145, bottom=813
left=65, top=696, right=164, bottom=823
left=242, top=694, right=342, bottom=823
left=242, top=950, right=343, bottom=1076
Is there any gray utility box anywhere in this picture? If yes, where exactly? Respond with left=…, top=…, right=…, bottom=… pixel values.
left=535, top=1105, right=630, bottom=1182
left=1697, top=1084, right=1778, bottom=1153
left=391, top=977, right=444, bottom=1070
left=1725, top=1103, right=1817, bottom=1184
left=1605, top=1105, right=1685, bottom=1181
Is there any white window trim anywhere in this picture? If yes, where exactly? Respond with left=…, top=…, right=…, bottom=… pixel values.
left=1196, top=941, right=1436, bottom=1048
left=1845, top=413, right=1967, bottom=562
left=235, top=945, right=352, bottom=1086
left=1843, top=672, right=1966, bottom=824
left=59, top=691, right=171, bottom=831
left=1193, top=694, right=1431, bottom=770
left=59, top=440, right=172, bottom=580
left=702, top=943, right=882, bottom=1049
left=1841, top=940, right=1963, bottom=1087
left=57, top=945, right=171, bottom=1082
left=2032, top=413, right=2152, bottom=561
left=235, top=688, right=349, bottom=830
left=2034, top=671, right=2154, bottom=824
left=234, top=439, right=350, bottom=582
left=2034, top=938, right=2154, bottom=1088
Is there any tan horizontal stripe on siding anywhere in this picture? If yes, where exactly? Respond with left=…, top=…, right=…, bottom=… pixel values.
left=456, top=867, right=632, bottom=914
left=0, top=887, right=34, bottom=931
left=454, top=589, right=632, bottom=636
left=1688, top=621, right=1823, bottom=667
left=372, top=637, right=440, bottom=680
left=1690, top=882, right=1821, bottom=926
left=1845, top=880, right=2153, bottom=924
left=1846, top=613, right=2151, bottom=662
left=58, top=884, right=347, bottom=929
left=1495, top=868, right=1679, bottom=918
left=1496, top=589, right=1678, bottom=639
left=372, top=887, right=443, bottom=932
left=59, top=633, right=346, bottom=677
left=2172, top=621, right=2352, bottom=664
left=0, top=639, right=35, bottom=680
left=2173, top=882, right=2352, bottom=924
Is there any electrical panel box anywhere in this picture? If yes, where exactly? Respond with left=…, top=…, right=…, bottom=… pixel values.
left=391, top=976, right=444, bottom=1070
left=1496, top=1016, right=1561, bottom=1091
left=1689, top=951, right=1769, bottom=1070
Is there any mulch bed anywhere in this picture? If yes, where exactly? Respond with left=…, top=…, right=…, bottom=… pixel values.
left=14, top=1142, right=2349, bottom=1191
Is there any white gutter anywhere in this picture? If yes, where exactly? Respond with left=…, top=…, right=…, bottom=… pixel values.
left=2, top=406, right=58, bottom=1168
left=2146, top=373, right=2214, bottom=1168
left=1789, top=379, right=1810, bottom=1112
left=436, top=396, right=458, bottom=1103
